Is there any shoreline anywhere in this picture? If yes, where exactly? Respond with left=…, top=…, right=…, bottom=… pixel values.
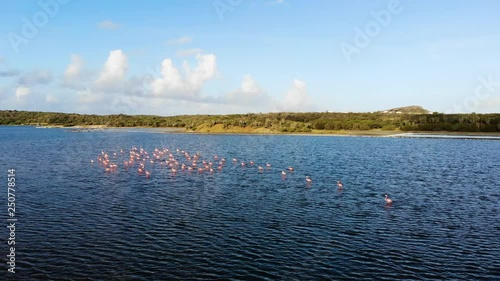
left=5, top=125, right=500, bottom=138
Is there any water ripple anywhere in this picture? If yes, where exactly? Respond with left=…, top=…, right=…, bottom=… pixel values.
left=0, top=127, right=499, bottom=280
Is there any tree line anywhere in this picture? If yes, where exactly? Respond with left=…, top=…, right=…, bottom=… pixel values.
left=1, top=110, right=499, bottom=132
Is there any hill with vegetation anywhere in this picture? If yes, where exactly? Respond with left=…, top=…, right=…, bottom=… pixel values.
left=1, top=110, right=499, bottom=133
left=378, top=106, right=431, bottom=114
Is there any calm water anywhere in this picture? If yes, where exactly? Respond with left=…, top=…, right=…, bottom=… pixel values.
left=1, top=126, right=499, bottom=280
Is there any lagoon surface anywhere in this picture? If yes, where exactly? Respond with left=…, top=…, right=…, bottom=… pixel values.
left=1, top=126, right=499, bottom=280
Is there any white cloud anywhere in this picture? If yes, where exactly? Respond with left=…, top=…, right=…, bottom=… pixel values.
left=176, top=48, right=203, bottom=57
left=62, top=54, right=86, bottom=89
left=241, top=74, right=262, bottom=94
left=0, top=69, right=20, bottom=77
left=106, top=96, right=260, bottom=116
left=151, top=59, right=183, bottom=94
left=280, top=79, right=315, bottom=112
left=3, top=47, right=320, bottom=115
left=77, top=88, right=102, bottom=104
left=151, top=54, right=217, bottom=99
left=46, top=94, right=58, bottom=103
left=166, top=36, right=192, bottom=45
left=222, top=74, right=269, bottom=106
left=95, top=49, right=128, bottom=89
left=15, top=87, right=30, bottom=99
left=187, top=54, right=217, bottom=88
left=97, top=20, right=120, bottom=30
left=18, top=70, right=52, bottom=86
left=65, top=54, right=84, bottom=78
left=215, top=76, right=317, bottom=113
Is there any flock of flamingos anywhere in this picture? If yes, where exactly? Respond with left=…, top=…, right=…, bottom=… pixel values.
left=91, top=146, right=394, bottom=204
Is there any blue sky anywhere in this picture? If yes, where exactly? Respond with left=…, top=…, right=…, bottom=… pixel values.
left=0, top=0, right=499, bottom=115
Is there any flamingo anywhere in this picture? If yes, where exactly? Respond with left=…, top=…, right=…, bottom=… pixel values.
left=337, top=180, right=343, bottom=188
left=385, top=194, right=393, bottom=204
left=306, top=176, right=312, bottom=183
left=281, top=171, right=286, bottom=176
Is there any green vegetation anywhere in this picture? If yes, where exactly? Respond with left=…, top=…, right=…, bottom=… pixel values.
left=377, top=105, right=430, bottom=114
left=1, top=110, right=499, bottom=133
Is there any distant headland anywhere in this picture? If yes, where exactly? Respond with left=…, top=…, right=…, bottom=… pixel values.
left=377, top=105, right=431, bottom=114
left=1, top=107, right=499, bottom=134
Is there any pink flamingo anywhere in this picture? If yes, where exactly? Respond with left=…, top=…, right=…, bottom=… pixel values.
left=337, top=180, right=343, bottom=188
left=385, top=194, right=393, bottom=204
left=306, top=176, right=312, bottom=183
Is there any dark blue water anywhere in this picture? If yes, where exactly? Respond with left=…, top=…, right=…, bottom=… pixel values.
left=1, top=126, right=499, bottom=280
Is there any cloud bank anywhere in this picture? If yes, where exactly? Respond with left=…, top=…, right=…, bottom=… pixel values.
left=3, top=48, right=317, bottom=115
